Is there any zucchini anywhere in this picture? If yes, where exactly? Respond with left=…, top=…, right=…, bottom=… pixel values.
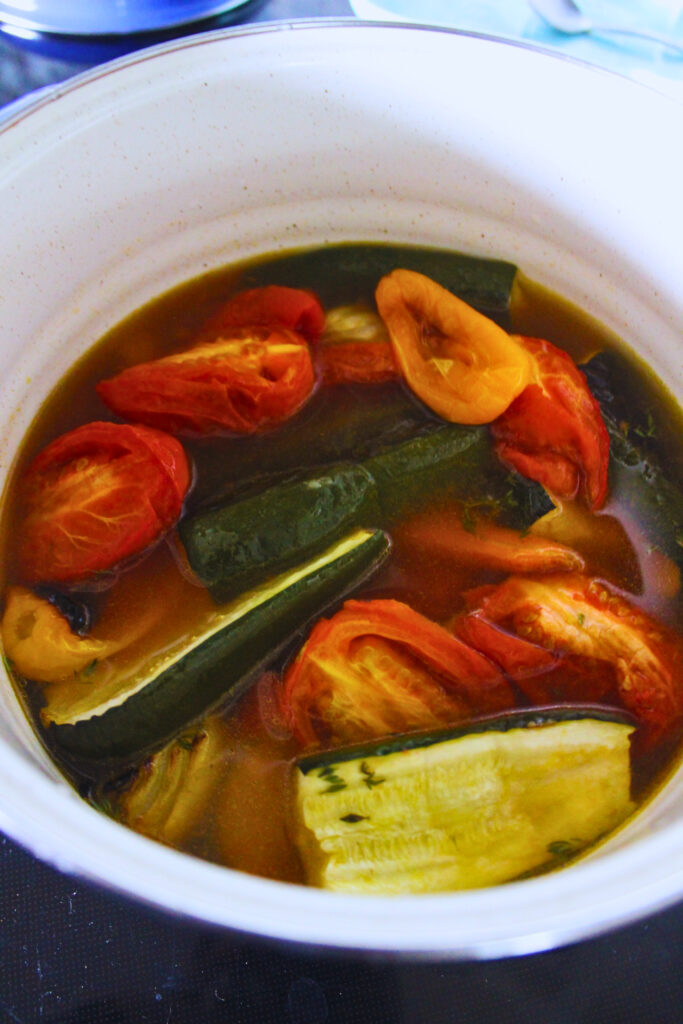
left=185, top=382, right=435, bottom=509
left=45, top=528, right=389, bottom=762
left=242, top=243, right=518, bottom=325
left=293, top=708, right=635, bottom=893
left=182, top=427, right=553, bottom=602
left=583, top=351, right=683, bottom=570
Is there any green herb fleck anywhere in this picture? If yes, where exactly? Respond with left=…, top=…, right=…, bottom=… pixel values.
left=547, top=838, right=583, bottom=862
left=577, top=613, right=585, bottom=627
left=176, top=733, right=197, bottom=752
left=323, top=782, right=347, bottom=794
left=634, top=412, right=657, bottom=440
left=77, top=658, right=99, bottom=681
left=360, top=761, right=385, bottom=789
left=340, top=813, right=368, bottom=824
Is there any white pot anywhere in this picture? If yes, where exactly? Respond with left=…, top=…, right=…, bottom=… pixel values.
left=0, top=22, right=681, bottom=957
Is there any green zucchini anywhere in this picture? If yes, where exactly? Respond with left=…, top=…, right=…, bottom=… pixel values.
left=242, top=243, right=518, bottom=325
left=185, top=383, right=435, bottom=510
left=45, top=528, right=389, bottom=762
left=583, top=351, right=683, bottom=570
left=182, top=425, right=553, bottom=602
left=293, top=708, right=635, bottom=894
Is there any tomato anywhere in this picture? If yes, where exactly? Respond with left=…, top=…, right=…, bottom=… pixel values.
left=317, top=304, right=399, bottom=384
left=18, top=421, right=190, bottom=585
left=97, top=331, right=316, bottom=435
left=492, top=336, right=610, bottom=509
left=281, top=598, right=513, bottom=747
left=395, top=506, right=585, bottom=575
left=461, top=573, right=683, bottom=744
left=375, top=269, right=534, bottom=423
left=197, top=285, right=325, bottom=343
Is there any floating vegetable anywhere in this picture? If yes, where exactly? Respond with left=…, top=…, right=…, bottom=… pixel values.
left=181, top=425, right=552, bottom=603
left=195, top=284, right=325, bottom=343
left=395, top=506, right=584, bottom=575
left=492, top=336, right=610, bottom=509
left=97, top=331, right=316, bottom=436
left=44, top=528, right=389, bottom=761
left=317, top=305, right=399, bottom=384
left=281, top=598, right=513, bottom=747
left=461, top=574, right=683, bottom=743
left=1, top=585, right=159, bottom=683
left=292, top=708, right=635, bottom=893
left=110, top=718, right=230, bottom=846
left=18, top=422, right=190, bottom=585
left=375, top=269, right=534, bottom=423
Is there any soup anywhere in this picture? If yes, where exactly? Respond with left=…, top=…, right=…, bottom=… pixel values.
left=1, top=244, right=681, bottom=893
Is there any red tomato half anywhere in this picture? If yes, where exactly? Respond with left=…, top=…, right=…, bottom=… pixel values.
left=281, top=598, right=514, bottom=748
left=97, top=331, right=316, bottom=436
left=492, top=336, right=610, bottom=509
left=19, top=421, right=190, bottom=585
left=197, top=285, right=325, bottom=343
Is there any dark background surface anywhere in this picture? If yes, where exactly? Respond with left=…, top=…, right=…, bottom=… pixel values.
left=1, top=1, right=682, bottom=1020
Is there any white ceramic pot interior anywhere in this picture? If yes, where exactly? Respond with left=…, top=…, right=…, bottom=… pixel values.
left=0, top=23, right=681, bottom=956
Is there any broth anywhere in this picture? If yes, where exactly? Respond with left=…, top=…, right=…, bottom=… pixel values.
left=2, top=244, right=681, bottom=891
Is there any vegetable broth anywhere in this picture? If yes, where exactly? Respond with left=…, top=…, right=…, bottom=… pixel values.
left=1, top=244, right=681, bottom=890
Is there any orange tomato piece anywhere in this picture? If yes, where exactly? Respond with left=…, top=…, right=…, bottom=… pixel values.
left=375, top=269, right=534, bottom=423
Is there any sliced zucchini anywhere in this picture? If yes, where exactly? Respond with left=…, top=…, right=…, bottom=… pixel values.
left=106, top=717, right=229, bottom=846
left=182, top=426, right=552, bottom=602
left=292, top=710, right=635, bottom=893
left=45, top=528, right=389, bottom=762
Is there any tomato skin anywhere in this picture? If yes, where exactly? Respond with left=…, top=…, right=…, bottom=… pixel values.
left=319, top=340, right=399, bottom=385
left=19, top=421, right=190, bottom=585
left=281, top=597, right=514, bottom=748
left=197, top=285, right=325, bottom=343
left=375, top=269, right=534, bottom=423
left=97, top=330, right=316, bottom=436
left=461, top=573, right=683, bottom=744
left=492, top=336, right=610, bottom=509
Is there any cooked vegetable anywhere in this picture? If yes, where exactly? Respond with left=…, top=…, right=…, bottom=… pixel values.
left=292, top=710, right=635, bottom=893
left=44, top=528, right=389, bottom=761
left=180, top=465, right=380, bottom=603
left=281, top=598, right=513, bottom=747
left=1, top=585, right=159, bottom=683
left=375, top=269, right=534, bottom=423
left=109, top=718, right=229, bottom=846
left=461, top=574, right=683, bottom=743
left=18, top=422, right=190, bottom=585
left=244, top=243, right=519, bottom=322
left=318, top=305, right=399, bottom=384
left=97, top=331, right=316, bottom=436
left=195, top=284, right=325, bottom=343
left=394, top=506, right=585, bottom=574
left=181, top=425, right=553, bottom=602
left=492, top=336, right=610, bottom=509
left=582, top=349, right=683, bottom=570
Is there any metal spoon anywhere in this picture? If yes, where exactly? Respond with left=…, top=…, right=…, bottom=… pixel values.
left=528, top=0, right=683, bottom=54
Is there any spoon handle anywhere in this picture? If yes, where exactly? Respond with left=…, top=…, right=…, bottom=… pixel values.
left=593, top=24, right=683, bottom=55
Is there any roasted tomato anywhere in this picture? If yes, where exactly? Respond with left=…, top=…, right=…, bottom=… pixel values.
left=460, top=573, right=683, bottom=743
left=317, top=305, right=399, bottom=384
left=97, top=331, right=316, bottom=435
left=375, top=269, right=534, bottom=423
left=197, top=285, right=325, bottom=343
left=18, top=421, right=190, bottom=585
left=492, top=337, right=610, bottom=509
left=395, top=506, right=585, bottom=575
left=281, top=597, right=514, bottom=747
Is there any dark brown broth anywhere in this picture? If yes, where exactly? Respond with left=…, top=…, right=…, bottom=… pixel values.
left=2, top=244, right=681, bottom=884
